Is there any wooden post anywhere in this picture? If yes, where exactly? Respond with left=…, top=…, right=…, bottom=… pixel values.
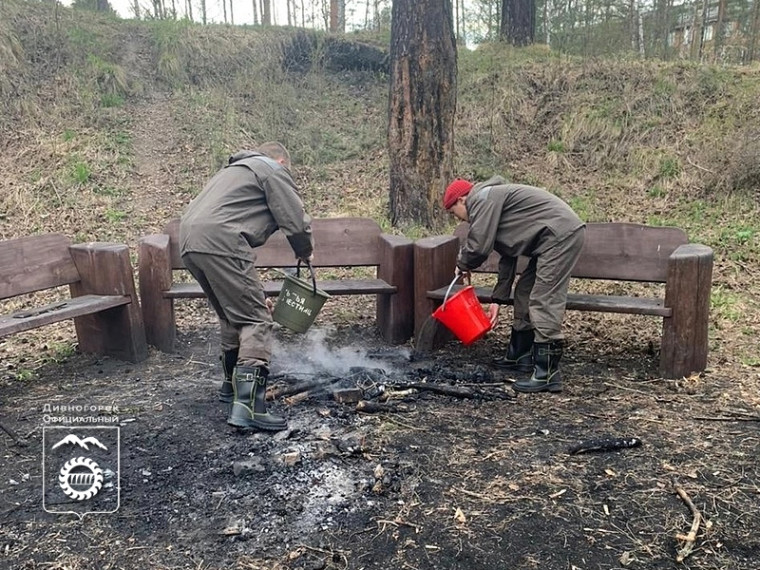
left=376, top=234, right=415, bottom=343
left=413, top=235, right=460, bottom=336
left=138, top=234, right=176, bottom=353
left=660, top=244, right=714, bottom=378
left=69, top=243, right=148, bottom=363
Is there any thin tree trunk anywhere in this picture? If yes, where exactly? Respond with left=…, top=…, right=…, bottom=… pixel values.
left=261, top=0, right=270, bottom=25
left=749, top=0, right=760, bottom=62
left=229, top=0, right=234, bottom=25
left=697, top=0, right=709, bottom=61
left=388, top=0, right=457, bottom=229
left=252, top=0, right=258, bottom=24
left=638, top=2, right=645, bottom=58
left=714, top=0, right=726, bottom=60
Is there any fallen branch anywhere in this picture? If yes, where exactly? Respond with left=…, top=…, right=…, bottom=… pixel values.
left=567, top=437, right=641, bottom=455
left=0, top=420, right=28, bottom=447
left=267, top=377, right=341, bottom=400
left=393, top=382, right=514, bottom=400
left=355, top=400, right=413, bottom=414
left=693, top=415, right=760, bottom=422
left=673, top=481, right=703, bottom=563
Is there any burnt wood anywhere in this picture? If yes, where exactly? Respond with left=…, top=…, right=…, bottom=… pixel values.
left=139, top=217, right=415, bottom=351
left=0, top=236, right=148, bottom=363
left=415, top=222, right=713, bottom=378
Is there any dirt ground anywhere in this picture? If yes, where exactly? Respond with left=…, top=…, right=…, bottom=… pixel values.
left=1, top=296, right=759, bottom=570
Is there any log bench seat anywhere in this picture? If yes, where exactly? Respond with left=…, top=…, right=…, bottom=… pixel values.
left=0, top=234, right=148, bottom=363
left=414, top=222, right=714, bottom=379
left=138, top=217, right=414, bottom=352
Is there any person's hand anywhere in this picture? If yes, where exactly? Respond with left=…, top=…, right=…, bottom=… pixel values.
left=266, top=298, right=274, bottom=314
left=299, top=254, right=314, bottom=265
left=455, top=266, right=471, bottom=281
left=487, top=303, right=500, bottom=328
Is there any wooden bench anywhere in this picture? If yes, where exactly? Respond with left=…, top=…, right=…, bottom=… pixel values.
left=414, top=222, right=714, bottom=378
left=0, top=235, right=148, bottom=363
left=138, top=217, right=414, bottom=352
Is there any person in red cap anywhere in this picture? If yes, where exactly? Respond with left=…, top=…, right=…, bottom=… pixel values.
left=443, top=176, right=585, bottom=393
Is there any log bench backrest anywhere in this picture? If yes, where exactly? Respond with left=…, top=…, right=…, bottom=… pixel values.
left=454, top=222, right=689, bottom=283
left=0, top=234, right=80, bottom=299
left=164, top=217, right=386, bottom=270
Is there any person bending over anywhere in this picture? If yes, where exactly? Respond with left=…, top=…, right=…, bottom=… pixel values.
left=443, top=176, right=585, bottom=393
left=180, top=142, right=314, bottom=430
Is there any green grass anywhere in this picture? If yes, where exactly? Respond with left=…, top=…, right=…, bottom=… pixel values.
left=71, top=161, right=91, bottom=184
left=105, top=208, right=127, bottom=223
left=710, top=286, right=744, bottom=323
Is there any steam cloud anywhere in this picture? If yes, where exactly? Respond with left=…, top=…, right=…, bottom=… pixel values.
left=270, top=327, right=407, bottom=378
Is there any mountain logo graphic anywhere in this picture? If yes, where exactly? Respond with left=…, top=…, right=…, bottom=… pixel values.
left=51, top=434, right=108, bottom=451
left=43, top=426, right=120, bottom=518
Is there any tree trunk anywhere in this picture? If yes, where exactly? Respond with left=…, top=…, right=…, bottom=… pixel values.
left=252, top=0, right=258, bottom=24
left=749, top=0, right=760, bottom=62
left=330, top=0, right=345, bottom=32
left=500, top=0, right=535, bottom=46
left=262, top=0, right=271, bottom=25
left=200, top=0, right=207, bottom=24
left=714, top=0, right=726, bottom=60
left=388, top=0, right=457, bottom=229
left=229, top=0, right=234, bottom=25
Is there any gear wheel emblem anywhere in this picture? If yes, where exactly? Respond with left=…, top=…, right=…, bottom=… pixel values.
left=58, top=457, right=104, bottom=501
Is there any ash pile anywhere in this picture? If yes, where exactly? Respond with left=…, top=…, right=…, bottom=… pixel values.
left=217, top=329, right=513, bottom=560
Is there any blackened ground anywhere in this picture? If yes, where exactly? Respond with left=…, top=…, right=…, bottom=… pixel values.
left=1, top=299, right=759, bottom=570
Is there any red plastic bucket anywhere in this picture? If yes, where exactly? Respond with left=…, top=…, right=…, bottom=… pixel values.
left=432, top=277, right=492, bottom=346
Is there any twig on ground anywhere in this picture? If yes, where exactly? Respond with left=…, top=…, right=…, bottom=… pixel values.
left=694, top=415, right=760, bottom=422
left=0, top=420, right=28, bottom=447
left=375, top=518, right=420, bottom=532
left=392, top=382, right=514, bottom=400
left=672, top=480, right=704, bottom=563
left=602, top=382, right=669, bottom=402
left=355, top=400, right=413, bottom=414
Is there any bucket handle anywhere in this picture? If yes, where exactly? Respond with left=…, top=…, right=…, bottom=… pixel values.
left=295, top=259, right=318, bottom=296
left=441, top=273, right=470, bottom=310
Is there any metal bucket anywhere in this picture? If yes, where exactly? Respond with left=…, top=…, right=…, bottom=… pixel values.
left=271, top=262, right=330, bottom=333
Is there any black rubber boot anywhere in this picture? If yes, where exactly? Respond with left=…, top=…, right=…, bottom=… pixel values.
left=219, top=348, right=238, bottom=403
left=494, top=329, right=534, bottom=372
left=513, top=341, right=563, bottom=393
left=227, top=366, right=287, bottom=431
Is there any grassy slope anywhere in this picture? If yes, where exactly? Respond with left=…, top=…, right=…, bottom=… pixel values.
left=1, top=0, right=759, bottom=375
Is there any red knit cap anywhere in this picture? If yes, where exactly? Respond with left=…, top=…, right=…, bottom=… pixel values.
left=443, top=178, right=474, bottom=209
